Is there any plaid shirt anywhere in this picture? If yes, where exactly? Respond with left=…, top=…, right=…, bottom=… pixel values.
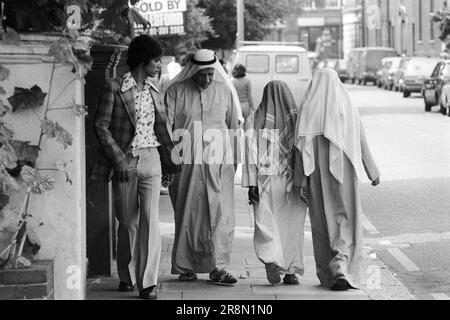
left=90, top=74, right=180, bottom=181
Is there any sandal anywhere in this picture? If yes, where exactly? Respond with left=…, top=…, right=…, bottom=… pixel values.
left=178, top=273, right=198, bottom=282
left=265, top=263, right=282, bottom=285
left=283, top=274, right=299, bottom=285
left=207, top=269, right=237, bottom=286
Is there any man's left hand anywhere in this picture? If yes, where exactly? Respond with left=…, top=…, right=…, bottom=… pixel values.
left=162, top=174, right=174, bottom=187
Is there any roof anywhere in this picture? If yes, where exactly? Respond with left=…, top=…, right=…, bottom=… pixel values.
left=382, top=56, right=402, bottom=61
left=237, top=45, right=307, bottom=53
left=350, top=47, right=397, bottom=51
left=408, top=56, right=442, bottom=61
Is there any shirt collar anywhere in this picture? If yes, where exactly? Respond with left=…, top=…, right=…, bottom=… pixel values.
left=121, top=72, right=159, bottom=93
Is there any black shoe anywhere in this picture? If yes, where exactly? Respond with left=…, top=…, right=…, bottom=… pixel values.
left=118, top=281, right=134, bottom=292
left=265, top=263, right=282, bottom=285
left=330, top=277, right=350, bottom=291
left=139, top=286, right=158, bottom=300
left=283, top=274, right=299, bottom=285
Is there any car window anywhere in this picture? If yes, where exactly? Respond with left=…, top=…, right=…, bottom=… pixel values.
left=431, top=63, right=442, bottom=78
left=406, top=59, right=439, bottom=76
left=399, top=59, right=410, bottom=70
left=246, top=54, right=269, bottom=73
left=276, top=55, right=299, bottom=74
left=390, top=59, right=402, bottom=70
left=443, top=64, right=450, bottom=77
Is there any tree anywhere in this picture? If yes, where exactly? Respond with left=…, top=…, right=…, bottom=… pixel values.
left=432, top=1, right=450, bottom=51
left=159, top=0, right=214, bottom=56
left=0, top=0, right=149, bottom=40
left=197, top=0, right=308, bottom=50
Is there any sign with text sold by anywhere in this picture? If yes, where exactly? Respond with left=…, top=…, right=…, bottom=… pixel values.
left=133, top=0, right=187, bottom=37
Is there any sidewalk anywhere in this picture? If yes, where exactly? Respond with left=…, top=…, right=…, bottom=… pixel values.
left=87, top=185, right=414, bottom=300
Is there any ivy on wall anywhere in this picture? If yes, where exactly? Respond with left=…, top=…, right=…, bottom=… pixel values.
left=0, top=23, right=92, bottom=270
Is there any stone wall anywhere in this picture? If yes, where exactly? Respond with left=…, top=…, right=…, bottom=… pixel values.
left=0, top=34, right=86, bottom=300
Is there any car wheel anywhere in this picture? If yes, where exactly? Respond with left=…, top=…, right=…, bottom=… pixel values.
left=440, top=104, right=447, bottom=115
left=403, top=90, right=411, bottom=98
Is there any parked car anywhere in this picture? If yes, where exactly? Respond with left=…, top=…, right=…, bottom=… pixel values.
left=423, top=60, right=450, bottom=113
left=393, top=57, right=411, bottom=92
left=359, top=47, right=398, bottom=85
left=441, top=82, right=450, bottom=116
left=375, top=67, right=384, bottom=88
left=334, top=59, right=348, bottom=82
left=231, top=45, right=312, bottom=106
left=379, top=57, right=402, bottom=90
left=347, top=48, right=364, bottom=84
left=401, top=57, right=441, bottom=98
left=347, top=47, right=398, bottom=85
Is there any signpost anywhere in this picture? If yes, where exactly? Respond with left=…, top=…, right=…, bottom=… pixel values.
left=133, top=0, right=187, bottom=37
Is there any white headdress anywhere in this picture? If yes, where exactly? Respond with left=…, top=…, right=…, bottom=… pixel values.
left=295, top=68, right=365, bottom=184
left=166, top=49, right=243, bottom=123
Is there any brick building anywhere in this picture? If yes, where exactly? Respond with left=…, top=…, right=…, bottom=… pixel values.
left=364, top=0, right=446, bottom=58
left=265, top=0, right=447, bottom=59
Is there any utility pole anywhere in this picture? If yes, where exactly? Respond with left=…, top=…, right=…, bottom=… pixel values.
left=237, top=0, right=244, bottom=48
left=361, top=0, right=366, bottom=46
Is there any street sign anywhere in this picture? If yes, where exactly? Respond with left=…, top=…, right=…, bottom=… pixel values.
left=367, top=5, right=381, bottom=30
left=133, top=0, right=187, bottom=37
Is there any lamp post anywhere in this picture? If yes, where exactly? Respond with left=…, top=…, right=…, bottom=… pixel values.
left=237, top=0, right=244, bottom=48
left=399, top=0, right=407, bottom=55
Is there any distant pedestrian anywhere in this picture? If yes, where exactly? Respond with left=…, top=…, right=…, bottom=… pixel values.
left=231, top=63, right=255, bottom=121
left=159, top=57, right=182, bottom=94
left=293, top=68, right=380, bottom=291
left=91, top=35, right=180, bottom=299
left=243, top=80, right=307, bottom=285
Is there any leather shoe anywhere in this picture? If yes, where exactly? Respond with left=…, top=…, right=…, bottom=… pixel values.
left=139, top=286, right=157, bottom=300
left=118, top=281, right=134, bottom=292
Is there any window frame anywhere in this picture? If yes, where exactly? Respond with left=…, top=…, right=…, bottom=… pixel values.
left=275, top=54, right=300, bottom=74
left=245, top=54, right=270, bottom=74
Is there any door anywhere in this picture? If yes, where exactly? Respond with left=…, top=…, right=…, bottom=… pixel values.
left=85, top=45, right=128, bottom=276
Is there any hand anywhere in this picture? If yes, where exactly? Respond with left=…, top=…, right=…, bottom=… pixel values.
left=248, top=186, right=259, bottom=206
left=162, top=174, right=174, bottom=188
left=300, top=186, right=309, bottom=204
left=371, top=177, right=380, bottom=187
left=115, top=159, right=129, bottom=183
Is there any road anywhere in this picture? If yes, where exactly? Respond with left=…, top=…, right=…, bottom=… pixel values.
left=350, top=84, right=450, bottom=300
